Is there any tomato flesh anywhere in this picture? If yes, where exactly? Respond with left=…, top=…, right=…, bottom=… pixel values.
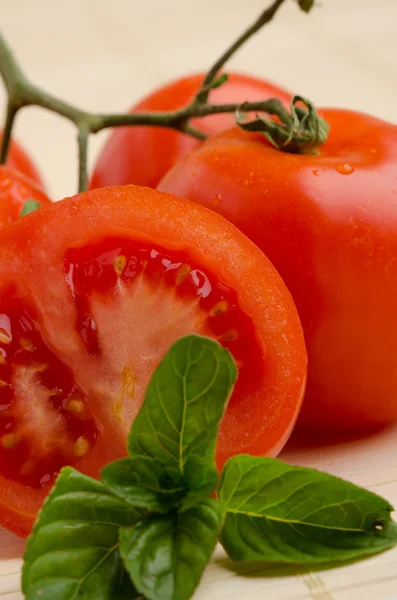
left=0, top=287, right=98, bottom=489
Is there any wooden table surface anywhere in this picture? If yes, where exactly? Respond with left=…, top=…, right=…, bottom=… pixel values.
left=1, top=1, right=397, bottom=598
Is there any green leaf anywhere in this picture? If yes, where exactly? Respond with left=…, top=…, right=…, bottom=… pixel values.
left=23, top=467, right=142, bottom=599
left=102, top=455, right=218, bottom=514
left=120, top=499, right=224, bottom=600
left=20, top=199, right=41, bottom=217
left=128, top=334, right=237, bottom=472
left=101, top=456, right=185, bottom=513
left=219, top=455, right=397, bottom=564
left=179, top=456, right=219, bottom=512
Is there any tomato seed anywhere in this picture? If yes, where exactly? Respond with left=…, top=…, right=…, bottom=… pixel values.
left=64, top=398, right=85, bottom=417
left=20, top=460, right=36, bottom=475
left=1, top=433, right=19, bottom=449
left=74, top=436, right=89, bottom=457
left=176, top=264, right=191, bottom=285
left=113, top=255, right=127, bottom=276
left=221, top=329, right=239, bottom=341
left=20, top=337, right=36, bottom=351
left=0, top=328, right=11, bottom=345
left=210, top=300, right=229, bottom=316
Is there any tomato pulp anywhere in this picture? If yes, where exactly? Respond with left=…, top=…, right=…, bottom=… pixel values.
left=0, top=185, right=306, bottom=536
left=90, top=72, right=291, bottom=190
left=159, top=109, right=397, bottom=432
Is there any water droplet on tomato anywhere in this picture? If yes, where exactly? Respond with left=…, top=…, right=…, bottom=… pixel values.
left=312, top=169, right=326, bottom=177
left=213, top=193, right=222, bottom=206
left=336, top=164, right=354, bottom=175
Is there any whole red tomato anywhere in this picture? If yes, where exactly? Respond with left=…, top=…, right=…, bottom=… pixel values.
left=0, top=166, right=51, bottom=228
left=0, top=184, right=306, bottom=536
left=90, top=72, right=291, bottom=190
left=1, top=131, right=45, bottom=188
left=159, top=109, right=397, bottom=433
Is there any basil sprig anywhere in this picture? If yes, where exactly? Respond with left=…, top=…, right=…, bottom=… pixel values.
left=22, top=335, right=397, bottom=600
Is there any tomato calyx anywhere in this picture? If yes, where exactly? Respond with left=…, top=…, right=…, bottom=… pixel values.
left=237, top=95, right=329, bottom=154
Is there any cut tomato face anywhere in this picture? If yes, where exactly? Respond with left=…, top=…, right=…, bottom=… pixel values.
left=0, top=185, right=306, bottom=536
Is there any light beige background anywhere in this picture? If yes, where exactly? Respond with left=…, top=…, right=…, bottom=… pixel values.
left=1, top=1, right=397, bottom=599
left=1, top=0, right=397, bottom=199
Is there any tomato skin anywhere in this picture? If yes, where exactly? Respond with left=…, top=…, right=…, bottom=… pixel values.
left=89, top=72, right=291, bottom=190
left=159, top=109, right=397, bottom=433
left=0, top=185, right=306, bottom=536
left=0, top=165, right=51, bottom=228
left=1, top=131, right=45, bottom=188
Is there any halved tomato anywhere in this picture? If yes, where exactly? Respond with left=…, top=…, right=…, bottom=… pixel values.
left=0, top=185, right=306, bottom=536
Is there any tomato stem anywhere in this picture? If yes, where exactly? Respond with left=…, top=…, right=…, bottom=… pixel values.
left=237, top=95, right=330, bottom=154
left=77, top=125, right=90, bottom=193
left=0, top=102, right=17, bottom=164
left=0, top=0, right=322, bottom=193
left=195, top=0, right=287, bottom=105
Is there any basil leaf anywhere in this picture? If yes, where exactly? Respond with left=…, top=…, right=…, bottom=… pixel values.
left=20, top=199, right=41, bottom=217
left=179, top=456, right=219, bottom=512
left=128, top=334, right=237, bottom=472
left=23, top=467, right=141, bottom=599
left=219, top=455, right=397, bottom=564
left=102, top=455, right=219, bottom=514
left=120, top=499, right=224, bottom=600
left=101, top=456, right=185, bottom=513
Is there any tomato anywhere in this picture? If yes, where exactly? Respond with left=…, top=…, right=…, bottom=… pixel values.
left=90, top=72, right=291, bottom=190
left=159, top=109, right=397, bottom=433
left=0, top=166, right=51, bottom=229
left=1, top=131, right=45, bottom=188
left=0, top=185, right=306, bottom=536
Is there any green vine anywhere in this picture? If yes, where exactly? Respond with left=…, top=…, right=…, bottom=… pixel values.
left=0, top=0, right=326, bottom=192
